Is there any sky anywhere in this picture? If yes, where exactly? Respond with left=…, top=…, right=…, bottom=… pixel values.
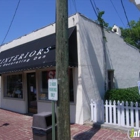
left=0, top=0, right=139, bottom=45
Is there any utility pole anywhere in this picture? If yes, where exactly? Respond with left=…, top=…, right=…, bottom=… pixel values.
left=56, top=0, right=71, bottom=140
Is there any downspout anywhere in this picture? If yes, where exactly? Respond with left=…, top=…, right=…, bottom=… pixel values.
left=101, top=27, right=107, bottom=92
left=97, top=11, right=108, bottom=93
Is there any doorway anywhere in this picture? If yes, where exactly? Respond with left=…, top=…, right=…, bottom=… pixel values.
left=27, top=72, right=37, bottom=114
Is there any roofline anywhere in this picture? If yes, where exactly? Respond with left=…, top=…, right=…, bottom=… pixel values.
left=0, top=13, right=78, bottom=47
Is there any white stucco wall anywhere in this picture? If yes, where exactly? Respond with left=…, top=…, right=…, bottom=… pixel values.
left=75, top=14, right=105, bottom=123
left=1, top=99, right=26, bottom=113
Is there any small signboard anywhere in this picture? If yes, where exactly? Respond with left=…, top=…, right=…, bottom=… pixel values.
left=138, top=81, right=140, bottom=94
left=48, top=79, right=58, bottom=101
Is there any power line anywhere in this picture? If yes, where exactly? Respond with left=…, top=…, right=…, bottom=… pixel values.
left=92, top=0, right=98, bottom=13
left=1, top=0, right=21, bottom=46
left=120, top=0, right=130, bottom=28
left=89, top=0, right=98, bottom=18
left=110, top=0, right=125, bottom=27
left=72, top=0, right=77, bottom=13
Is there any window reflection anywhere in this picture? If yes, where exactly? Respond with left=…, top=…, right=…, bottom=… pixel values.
left=6, top=74, right=23, bottom=98
left=39, top=69, right=74, bottom=102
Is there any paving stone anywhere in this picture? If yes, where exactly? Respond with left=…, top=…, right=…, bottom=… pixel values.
left=0, top=109, right=137, bottom=140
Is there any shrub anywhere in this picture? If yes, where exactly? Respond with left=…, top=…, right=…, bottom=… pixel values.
left=104, top=87, right=140, bottom=104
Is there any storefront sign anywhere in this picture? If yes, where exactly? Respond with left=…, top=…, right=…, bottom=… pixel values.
left=48, top=79, right=58, bottom=101
left=0, top=26, right=77, bottom=74
left=0, top=46, right=52, bottom=68
left=48, top=70, right=56, bottom=79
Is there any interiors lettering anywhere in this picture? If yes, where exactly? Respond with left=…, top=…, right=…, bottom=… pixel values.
left=0, top=46, right=52, bottom=67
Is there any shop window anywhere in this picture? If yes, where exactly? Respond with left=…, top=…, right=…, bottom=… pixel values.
left=108, top=70, right=114, bottom=90
left=39, top=69, right=74, bottom=102
left=6, top=74, right=23, bottom=98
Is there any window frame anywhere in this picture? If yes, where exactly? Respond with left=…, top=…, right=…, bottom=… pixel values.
left=38, top=68, right=74, bottom=103
left=4, top=73, right=23, bottom=99
left=108, top=70, right=114, bottom=90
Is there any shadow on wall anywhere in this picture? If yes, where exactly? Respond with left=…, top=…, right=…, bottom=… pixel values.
left=77, top=19, right=105, bottom=121
left=113, top=77, right=118, bottom=89
left=105, top=35, right=119, bottom=89
left=79, top=19, right=106, bottom=98
left=77, top=17, right=120, bottom=119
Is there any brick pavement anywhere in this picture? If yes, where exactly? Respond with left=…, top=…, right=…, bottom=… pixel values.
left=0, top=109, right=139, bottom=140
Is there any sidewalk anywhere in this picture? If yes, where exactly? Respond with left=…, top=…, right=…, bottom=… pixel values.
left=0, top=109, right=139, bottom=140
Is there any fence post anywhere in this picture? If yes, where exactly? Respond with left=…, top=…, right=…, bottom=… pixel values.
left=117, top=101, right=121, bottom=126
left=90, top=99, right=98, bottom=122
left=126, top=101, right=129, bottom=127
left=101, top=100, right=104, bottom=123
left=105, top=100, right=108, bottom=123
left=96, top=100, right=103, bottom=123
left=109, top=100, right=112, bottom=124
left=113, top=100, right=116, bottom=125
left=130, top=102, right=134, bottom=127
left=135, top=102, right=139, bottom=129
left=96, top=100, right=99, bottom=122
left=94, top=101, right=97, bottom=122
left=90, top=99, right=94, bottom=121
left=121, top=101, right=124, bottom=126
left=91, top=100, right=105, bottom=123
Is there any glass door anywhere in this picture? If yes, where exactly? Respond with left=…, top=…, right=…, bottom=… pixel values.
left=27, top=73, right=37, bottom=114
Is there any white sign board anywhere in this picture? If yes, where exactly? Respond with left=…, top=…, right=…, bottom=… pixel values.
left=138, top=81, right=140, bottom=94
left=48, top=79, right=58, bottom=101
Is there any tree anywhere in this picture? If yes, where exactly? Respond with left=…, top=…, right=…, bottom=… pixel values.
left=97, top=11, right=108, bottom=28
left=120, top=20, right=140, bottom=49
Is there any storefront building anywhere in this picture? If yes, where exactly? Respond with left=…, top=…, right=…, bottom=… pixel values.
left=0, top=13, right=140, bottom=124
left=0, top=24, right=78, bottom=123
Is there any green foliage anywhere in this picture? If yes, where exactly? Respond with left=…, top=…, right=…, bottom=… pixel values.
left=97, top=11, right=108, bottom=28
left=104, top=87, right=140, bottom=104
left=121, top=20, right=140, bottom=49
left=97, top=11, right=108, bottom=42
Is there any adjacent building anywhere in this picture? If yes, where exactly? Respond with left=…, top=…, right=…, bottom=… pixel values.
left=130, top=0, right=140, bottom=10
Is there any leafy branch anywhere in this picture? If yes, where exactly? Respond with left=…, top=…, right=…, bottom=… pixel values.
left=97, top=11, right=108, bottom=28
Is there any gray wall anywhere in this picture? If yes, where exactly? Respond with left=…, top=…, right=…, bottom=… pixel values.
left=77, top=14, right=140, bottom=123
left=105, top=30, right=140, bottom=88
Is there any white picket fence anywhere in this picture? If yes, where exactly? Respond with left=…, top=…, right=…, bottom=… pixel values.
left=90, top=99, right=140, bottom=129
